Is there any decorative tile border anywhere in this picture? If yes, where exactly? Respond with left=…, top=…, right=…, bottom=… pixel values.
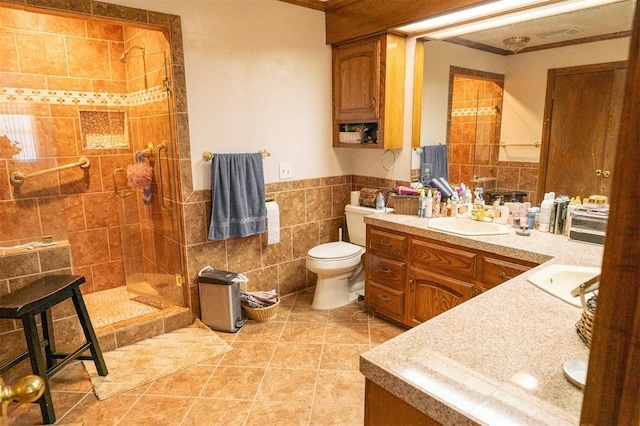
left=0, top=86, right=166, bottom=107
left=451, top=106, right=499, bottom=117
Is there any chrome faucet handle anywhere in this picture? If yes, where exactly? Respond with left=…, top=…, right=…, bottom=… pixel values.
left=570, top=274, right=601, bottom=297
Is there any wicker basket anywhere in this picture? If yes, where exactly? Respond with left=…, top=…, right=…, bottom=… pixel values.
left=575, top=285, right=597, bottom=346
left=242, top=299, right=280, bottom=322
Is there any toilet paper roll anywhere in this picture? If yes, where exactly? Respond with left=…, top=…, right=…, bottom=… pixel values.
left=350, top=191, right=360, bottom=206
left=266, top=201, right=280, bottom=245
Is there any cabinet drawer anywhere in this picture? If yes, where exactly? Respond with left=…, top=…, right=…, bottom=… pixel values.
left=368, top=228, right=407, bottom=259
left=411, top=238, right=477, bottom=280
left=367, top=282, right=405, bottom=321
left=368, top=254, right=406, bottom=290
left=481, top=257, right=534, bottom=289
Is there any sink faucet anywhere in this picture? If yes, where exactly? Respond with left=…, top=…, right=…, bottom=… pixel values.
left=570, top=274, right=600, bottom=297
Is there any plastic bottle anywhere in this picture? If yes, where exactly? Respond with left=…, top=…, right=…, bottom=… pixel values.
left=417, top=191, right=425, bottom=217
left=425, top=190, right=433, bottom=218
left=375, top=192, right=385, bottom=210
left=538, top=192, right=555, bottom=232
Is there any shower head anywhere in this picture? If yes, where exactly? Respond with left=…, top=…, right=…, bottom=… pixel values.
left=119, top=44, right=145, bottom=63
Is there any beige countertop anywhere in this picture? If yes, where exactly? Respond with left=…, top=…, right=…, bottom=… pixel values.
left=360, top=214, right=604, bottom=425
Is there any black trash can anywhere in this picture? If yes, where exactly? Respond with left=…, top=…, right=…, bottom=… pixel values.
left=198, top=268, right=244, bottom=332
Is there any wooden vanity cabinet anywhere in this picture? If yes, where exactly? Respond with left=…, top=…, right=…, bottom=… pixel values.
left=332, top=33, right=405, bottom=149
left=365, top=225, right=537, bottom=327
left=366, top=228, right=407, bottom=323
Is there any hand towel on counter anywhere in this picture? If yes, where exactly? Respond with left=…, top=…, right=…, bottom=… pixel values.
left=208, top=153, right=266, bottom=241
left=421, top=145, right=448, bottom=182
left=265, top=201, right=280, bottom=245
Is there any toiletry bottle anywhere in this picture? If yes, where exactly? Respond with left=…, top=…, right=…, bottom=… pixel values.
left=425, top=190, right=433, bottom=218
left=434, top=192, right=441, bottom=217
left=418, top=190, right=425, bottom=217
left=538, top=192, right=555, bottom=232
left=375, top=192, right=385, bottom=210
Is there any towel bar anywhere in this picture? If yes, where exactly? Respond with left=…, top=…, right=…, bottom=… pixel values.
left=202, top=149, right=270, bottom=162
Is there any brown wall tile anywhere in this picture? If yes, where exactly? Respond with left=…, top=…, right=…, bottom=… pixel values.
left=0, top=251, right=40, bottom=278
left=227, top=234, right=262, bottom=273
left=292, top=223, right=319, bottom=259
left=261, top=227, right=292, bottom=267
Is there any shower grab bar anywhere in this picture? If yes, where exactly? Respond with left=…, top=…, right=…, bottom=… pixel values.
left=499, top=141, right=541, bottom=148
left=202, top=149, right=271, bottom=162
left=10, top=157, right=91, bottom=184
left=155, top=141, right=171, bottom=211
left=113, top=168, right=131, bottom=198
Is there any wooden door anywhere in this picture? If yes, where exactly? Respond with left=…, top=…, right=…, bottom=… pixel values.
left=407, top=267, right=475, bottom=327
left=539, top=62, right=626, bottom=199
left=332, top=36, right=380, bottom=122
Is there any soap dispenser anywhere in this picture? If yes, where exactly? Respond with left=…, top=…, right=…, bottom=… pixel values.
left=375, top=192, right=385, bottom=210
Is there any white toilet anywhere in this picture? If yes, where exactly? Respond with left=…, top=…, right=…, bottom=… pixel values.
left=306, top=204, right=394, bottom=310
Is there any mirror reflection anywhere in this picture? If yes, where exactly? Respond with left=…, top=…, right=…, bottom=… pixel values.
left=413, top=0, right=634, bottom=205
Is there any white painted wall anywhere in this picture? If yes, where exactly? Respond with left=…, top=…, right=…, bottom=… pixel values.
left=106, top=0, right=347, bottom=188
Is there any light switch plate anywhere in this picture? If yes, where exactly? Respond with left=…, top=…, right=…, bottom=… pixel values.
left=279, top=163, right=293, bottom=180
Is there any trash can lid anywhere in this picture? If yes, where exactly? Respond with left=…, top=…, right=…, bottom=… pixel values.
left=198, top=269, right=239, bottom=285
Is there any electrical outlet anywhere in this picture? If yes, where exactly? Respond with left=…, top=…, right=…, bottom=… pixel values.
left=279, top=163, right=293, bottom=180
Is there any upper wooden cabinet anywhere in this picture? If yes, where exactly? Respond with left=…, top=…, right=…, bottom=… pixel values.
left=332, top=33, right=406, bottom=149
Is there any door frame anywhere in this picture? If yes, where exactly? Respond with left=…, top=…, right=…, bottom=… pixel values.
left=537, top=60, right=627, bottom=199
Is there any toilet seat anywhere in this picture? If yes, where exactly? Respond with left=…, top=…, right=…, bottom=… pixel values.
left=307, top=241, right=362, bottom=261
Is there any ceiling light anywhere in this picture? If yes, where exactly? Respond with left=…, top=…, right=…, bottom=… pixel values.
left=503, top=36, right=531, bottom=53
left=396, top=0, right=548, bottom=33
left=398, top=0, right=623, bottom=39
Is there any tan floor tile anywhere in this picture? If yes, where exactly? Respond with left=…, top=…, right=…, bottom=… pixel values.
left=58, top=392, right=140, bottom=426
left=325, top=323, right=370, bottom=344
left=144, top=364, right=215, bottom=397
left=327, top=304, right=371, bottom=323
left=201, top=366, right=265, bottom=400
left=245, top=400, right=312, bottom=426
left=314, top=370, right=365, bottom=407
left=288, top=305, right=329, bottom=323
left=6, top=391, right=87, bottom=426
left=219, top=341, right=277, bottom=367
left=369, top=323, right=406, bottom=346
left=118, top=395, right=194, bottom=425
left=320, top=344, right=369, bottom=371
left=269, top=343, right=322, bottom=369
left=310, top=401, right=364, bottom=425
left=280, top=322, right=326, bottom=343
left=256, top=368, right=317, bottom=402
left=213, top=329, right=239, bottom=342
left=181, top=399, right=252, bottom=425
left=49, top=361, right=93, bottom=392
left=236, top=321, right=285, bottom=342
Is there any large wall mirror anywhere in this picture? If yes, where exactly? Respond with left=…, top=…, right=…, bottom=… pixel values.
left=412, top=0, right=633, bottom=205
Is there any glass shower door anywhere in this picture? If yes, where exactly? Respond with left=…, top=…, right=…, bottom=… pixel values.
left=117, top=50, right=185, bottom=308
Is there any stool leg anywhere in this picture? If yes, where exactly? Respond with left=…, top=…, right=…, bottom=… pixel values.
left=40, top=310, right=56, bottom=371
left=22, top=315, right=56, bottom=425
left=70, top=287, right=108, bottom=376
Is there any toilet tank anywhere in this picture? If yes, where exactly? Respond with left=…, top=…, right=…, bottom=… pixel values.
left=345, top=204, right=394, bottom=246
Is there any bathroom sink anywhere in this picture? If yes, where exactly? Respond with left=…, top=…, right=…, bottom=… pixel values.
left=526, top=265, right=601, bottom=307
left=427, top=217, right=510, bottom=236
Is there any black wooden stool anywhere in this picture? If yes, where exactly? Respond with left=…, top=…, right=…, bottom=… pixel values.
left=0, top=275, right=108, bottom=424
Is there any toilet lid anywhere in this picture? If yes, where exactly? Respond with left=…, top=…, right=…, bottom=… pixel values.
left=308, top=242, right=362, bottom=260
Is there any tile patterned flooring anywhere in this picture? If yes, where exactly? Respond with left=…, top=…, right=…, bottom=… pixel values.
left=6, top=288, right=406, bottom=426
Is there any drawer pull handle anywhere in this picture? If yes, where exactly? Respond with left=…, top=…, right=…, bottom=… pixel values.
left=499, top=272, right=512, bottom=280
left=379, top=240, right=392, bottom=247
left=378, top=294, right=390, bottom=302
left=379, top=267, right=392, bottom=274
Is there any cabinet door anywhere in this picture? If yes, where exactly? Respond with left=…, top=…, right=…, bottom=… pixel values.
left=480, top=256, right=535, bottom=292
left=333, top=36, right=380, bottom=122
left=368, top=227, right=407, bottom=259
left=408, top=267, right=475, bottom=327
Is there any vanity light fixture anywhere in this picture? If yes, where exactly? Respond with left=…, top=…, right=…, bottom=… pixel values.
left=397, top=0, right=623, bottom=39
left=503, top=36, right=531, bottom=53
